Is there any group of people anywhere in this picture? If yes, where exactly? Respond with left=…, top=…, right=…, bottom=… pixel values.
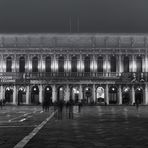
left=52, top=99, right=83, bottom=120
left=42, top=99, right=52, bottom=111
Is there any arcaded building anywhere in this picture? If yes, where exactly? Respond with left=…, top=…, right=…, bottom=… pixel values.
left=0, top=33, right=148, bottom=105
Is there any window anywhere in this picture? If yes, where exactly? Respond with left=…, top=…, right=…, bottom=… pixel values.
left=19, top=57, right=25, bottom=72
left=45, top=56, right=51, bottom=72
left=84, top=56, right=90, bottom=72
left=97, top=56, right=103, bottom=72
left=71, top=56, right=77, bottom=72
left=58, top=56, right=64, bottom=72
left=123, top=56, right=129, bottom=72
left=137, top=56, right=142, bottom=72
left=110, top=56, right=116, bottom=72
left=32, top=57, right=38, bottom=72
left=6, top=57, right=12, bottom=72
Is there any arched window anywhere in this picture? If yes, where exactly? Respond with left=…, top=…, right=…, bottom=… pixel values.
left=137, top=56, right=142, bottom=72
left=110, top=56, right=116, bottom=72
left=58, top=56, right=64, bottom=72
left=97, top=56, right=103, bottom=72
left=45, top=56, right=51, bottom=72
left=6, top=57, right=12, bottom=72
left=32, top=57, right=38, bottom=72
left=84, top=56, right=90, bottom=72
left=123, top=56, right=129, bottom=72
left=19, top=57, right=25, bottom=73
left=71, top=56, right=77, bottom=72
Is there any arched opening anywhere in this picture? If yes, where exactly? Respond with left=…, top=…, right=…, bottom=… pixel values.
left=18, top=87, right=26, bottom=105
left=110, top=56, right=116, bottom=72
left=58, top=56, right=64, bottom=73
left=6, top=57, right=12, bottom=72
left=84, top=56, right=90, bottom=73
left=123, top=56, right=129, bottom=72
left=71, top=56, right=77, bottom=73
left=70, top=87, right=79, bottom=104
left=45, top=56, right=51, bottom=73
left=96, top=87, right=105, bottom=103
left=109, top=85, right=118, bottom=104
left=19, top=57, right=25, bottom=73
left=57, top=86, right=65, bottom=101
left=84, top=87, right=92, bottom=104
left=44, top=86, right=52, bottom=104
left=31, top=86, right=39, bottom=104
left=32, top=57, right=38, bottom=72
left=5, top=87, right=13, bottom=103
left=122, top=86, right=130, bottom=104
left=135, top=87, right=143, bottom=104
left=137, top=56, right=142, bottom=72
left=97, top=56, right=103, bottom=72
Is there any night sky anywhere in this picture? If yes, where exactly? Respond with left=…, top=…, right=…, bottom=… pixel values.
left=0, top=0, right=148, bottom=33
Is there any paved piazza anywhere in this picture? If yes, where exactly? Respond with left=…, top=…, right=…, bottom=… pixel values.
left=1, top=106, right=148, bottom=148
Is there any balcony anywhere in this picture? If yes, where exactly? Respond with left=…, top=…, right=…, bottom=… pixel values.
left=0, top=72, right=147, bottom=82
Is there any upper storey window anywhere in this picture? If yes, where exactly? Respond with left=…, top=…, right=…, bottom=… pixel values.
left=71, top=56, right=77, bottom=72
left=110, top=56, right=116, bottom=72
left=58, top=56, right=64, bottom=73
left=123, top=56, right=129, bottom=72
left=19, top=57, right=25, bottom=73
left=32, top=57, right=38, bottom=72
left=6, top=57, right=12, bottom=72
left=137, top=56, right=142, bottom=72
left=97, top=56, right=103, bottom=72
left=84, top=56, right=90, bottom=73
left=45, top=56, right=51, bottom=72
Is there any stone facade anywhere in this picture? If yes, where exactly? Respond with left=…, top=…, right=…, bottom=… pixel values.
left=0, top=33, right=148, bottom=105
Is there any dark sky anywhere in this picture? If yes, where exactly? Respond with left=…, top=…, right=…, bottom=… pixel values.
left=0, top=0, right=148, bottom=33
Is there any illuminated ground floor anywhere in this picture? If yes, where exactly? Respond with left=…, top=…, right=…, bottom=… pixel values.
left=1, top=80, right=148, bottom=105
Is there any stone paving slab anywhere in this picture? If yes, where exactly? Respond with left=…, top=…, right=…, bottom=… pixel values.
left=25, top=106, right=148, bottom=148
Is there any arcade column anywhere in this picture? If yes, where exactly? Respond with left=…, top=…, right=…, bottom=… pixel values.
left=26, top=86, right=30, bottom=104
left=93, top=84, right=96, bottom=103
left=79, top=84, right=83, bottom=100
left=144, top=84, right=148, bottom=105
left=105, top=84, right=109, bottom=104
left=131, top=85, right=135, bottom=104
left=52, top=85, right=57, bottom=102
left=13, top=85, right=17, bottom=105
left=39, top=85, right=43, bottom=103
left=118, top=85, right=122, bottom=105
left=0, top=85, right=3, bottom=100
left=65, top=85, right=70, bottom=101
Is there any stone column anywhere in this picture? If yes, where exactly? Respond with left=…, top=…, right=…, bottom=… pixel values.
left=0, top=85, right=3, bottom=100
left=39, top=85, right=43, bottom=103
left=105, top=84, right=109, bottom=104
left=131, top=55, right=136, bottom=72
left=144, top=84, right=148, bottom=105
left=26, top=86, right=30, bottom=104
left=131, top=85, right=135, bottom=104
left=79, top=84, right=83, bottom=100
left=0, top=55, right=3, bottom=72
left=118, top=85, right=122, bottom=105
left=13, top=55, right=17, bottom=72
left=105, top=55, right=110, bottom=76
left=52, top=85, right=57, bottom=102
left=93, top=84, right=96, bottom=103
left=80, top=54, right=84, bottom=73
left=144, top=55, right=148, bottom=72
left=65, top=84, right=70, bottom=101
left=118, top=55, right=123, bottom=75
left=13, top=85, right=17, bottom=105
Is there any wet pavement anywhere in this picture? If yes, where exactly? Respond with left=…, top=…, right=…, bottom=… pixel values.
left=24, top=106, right=148, bottom=148
left=1, top=106, right=148, bottom=148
